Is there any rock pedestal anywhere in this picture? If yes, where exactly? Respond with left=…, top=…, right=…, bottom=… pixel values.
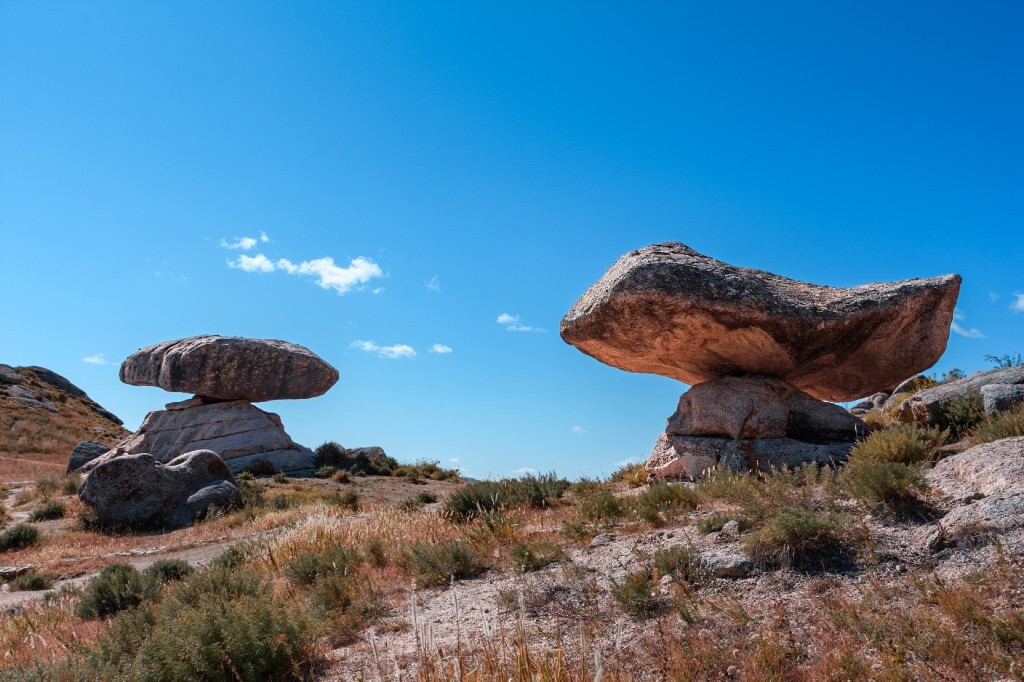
left=646, top=376, right=866, bottom=478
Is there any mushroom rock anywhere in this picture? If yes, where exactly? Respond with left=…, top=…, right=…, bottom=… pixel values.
left=560, top=242, right=960, bottom=402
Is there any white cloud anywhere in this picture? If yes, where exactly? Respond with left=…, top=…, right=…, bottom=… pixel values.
left=350, top=340, right=416, bottom=359
left=613, top=457, right=643, bottom=468
left=220, top=236, right=259, bottom=250
left=1012, top=293, right=1024, bottom=313
left=513, top=467, right=538, bottom=475
left=259, top=231, right=270, bottom=243
left=430, top=344, right=453, bottom=354
left=990, top=291, right=1001, bottom=303
left=953, top=308, right=965, bottom=321
left=951, top=322, right=985, bottom=339
left=229, top=253, right=276, bottom=273
left=229, top=254, right=384, bottom=295
left=497, top=312, right=543, bottom=332
left=426, top=275, right=441, bottom=292
left=571, top=425, right=585, bottom=434
left=448, top=457, right=461, bottom=464
left=82, top=353, right=109, bottom=365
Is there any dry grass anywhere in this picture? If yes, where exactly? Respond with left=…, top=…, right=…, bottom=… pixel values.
left=0, top=395, right=127, bottom=459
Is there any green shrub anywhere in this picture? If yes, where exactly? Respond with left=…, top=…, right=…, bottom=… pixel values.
left=272, top=471, right=288, bottom=484
left=8, top=572, right=54, bottom=591
left=509, top=541, right=565, bottom=573
left=35, top=475, right=59, bottom=497
left=407, top=541, right=484, bottom=586
left=850, top=424, right=946, bottom=465
left=971, top=403, right=1024, bottom=445
left=416, top=491, right=438, bottom=504
left=314, top=465, right=337, bottom=479
left=315, top=441, right=399, bottom=476
left=363, top=537, right=388, bottom=567
left=0, top=524, right=40, bottom=552
left=211, top=543, right=252, bottom=570
left=443, top=474, right=570, bottom=521
left=629, top=483, right=698, bottom=525
left=652, top=546, right=706, bottom=584
left=580, top=491, right=624, bottom=525
left=841, top=457, right=927, bottom=513
left=142, top=559, right=194, bottom=585
left=28, top=500, right=65, bottom=522
left=611, top=571, right=660, bottom=619
left=77, top=563, right=158, bottom=618
left=61, top=474, right=81, bottom=496
left=331, top=470, right=351, bottom=483
left=696, top=514, right=749, bottom=535
left=932, top=390, right=985, bottom=439
left=235, top=470, right=255, bottom=482
left=743, top=508, right=844, bottom=567
left=609, top=462, right=649, bottom=488
left=285, top=546, right=361, bottom=587
left=327, top=490, right=360, bottom=511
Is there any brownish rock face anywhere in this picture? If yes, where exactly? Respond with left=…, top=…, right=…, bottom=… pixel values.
left=120, top=336, right=339, bottom=402
left=560, top=242, right=961, bottom=402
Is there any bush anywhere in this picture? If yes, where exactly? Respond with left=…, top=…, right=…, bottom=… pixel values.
left=629, top=483, right=698, bottom=525
left=743, top=508, right=845, bottom=567
left=244, top=459, right=277, bottom=477
left=331, top=470, right=351, bottom=483
left=28, top=500, right=65, bottom=522
left=653, top=546, right=706, bottom=584
left=327, top=490, right=360, bottom=511
left=77, top=563, right=158, bottom=618
left=443, top=474, right=570, bottom=521
left=696, top=514, right=749, bottom=535
left=35, top=475, right=59, bottom=497
left=841, top=457, right=927, bottom=513
left=272, top=471, right=288, bottom=484
left=609, top=462, right=649, bottom=488
left=611, top=571, right=660, bottom=619
left=314, top=465, right=337, bottom=479
left=142, top=559, right=194, bottom=584
left=971, top=403, right=1024, bottom=445
left=0, top=524, right=40, bottom=552
left=580, top=491, right=625, bottom=525
left=211, top=544, right=252, bottom=570
left=416, top=491, right=438, bottom=504
left=407, top=541, right=484, bottom=586
left=285, top=547, right=361, bottom=587
left=8, top=572, right=53, bottom=591
left=398, top=497, right=424, bottom=512
left=849, top=424, right=946, bottom=465
left=509, top=541, right=565, bottom=573
left=61, top=474, right=81, bottom=496
left=315, top=441, right=399, bottom=476
left=235, top=471, right=255, bottom=482
left=932, top=390, right=985, bottom=439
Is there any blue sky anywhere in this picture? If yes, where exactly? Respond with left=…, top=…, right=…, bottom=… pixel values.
left=1, top=2, right=1021, bottom=479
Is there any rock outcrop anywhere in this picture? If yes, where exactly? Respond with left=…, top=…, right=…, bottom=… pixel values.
left=76, top=336, right=337, bottom=477
left=120, top=336, right=339, bottom=402
left=646, top=376, right=865, bottom=478
left=560, top=242, right=959, bottom=479
left=561, top=242, right=960, bottom=402
left=78, top=450, right=241, bottom=529
left=898, top=366, right=1024, bottom=424
left=82, top=399, right=316, bottom=475
left=67, top=440, right=110, bottom=472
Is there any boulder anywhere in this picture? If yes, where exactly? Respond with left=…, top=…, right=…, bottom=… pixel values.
left=927, top=437, right=1024, bottom=502
left=646, top=376, right=864, bottom=479
left=898, top=366, right=1024, bottom=424
left=79, top=450, right=240, bottom=529
left=0, top=365, right=21, bottom=385
left=120, top=335, right=339, bottom=402
left=3, top=384, right=57, bottom=412
left=68, top=440, right=110, bottom=472
left=80, top=400, right=316, bottom=475
left=981, top=385, right=1024, bottom=415
left=560, top=242, right=960, bottom=402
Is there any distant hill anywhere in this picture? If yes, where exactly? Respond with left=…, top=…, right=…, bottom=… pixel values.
left=0, top=364, right=128, bottom=456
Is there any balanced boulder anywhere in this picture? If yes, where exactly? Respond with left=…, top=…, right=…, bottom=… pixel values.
left=561, top=242, right=960, bottom=402
left=78, top=450, right=241, bottom=529
left=121, top=335, right=339, bottom=402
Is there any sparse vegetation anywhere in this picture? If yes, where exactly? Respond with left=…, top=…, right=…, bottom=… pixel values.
left=443, top=474, right=570, bottom=521
left=76, top=563, right=158, bottom=618
left=29, top=499, right=65, bottom=522
left=509, top=540, right=565, bottom=573
left=143, top=559, right=195, bottom=584
left=0, top=524, right=40, bottom=552
left=609, top=462, right=649, bottom=488
left=743, top=507, right=846, bottom=567
left=628, top=482, right=699, bottom=525
left=611, top=570, right=661, bottom=619
left=986, top=353, right=1024, bottom=368
left=932, top=389, right=985, bottom=438
left=971, top=402, right=1024, bottom=444
left=406, top=540, right=484, bottom=586
left=848, top=424, right=946, bottom=465
left=8, top=572, right=53, bottom=591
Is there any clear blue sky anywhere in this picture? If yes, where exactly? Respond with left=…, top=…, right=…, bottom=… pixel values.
left=1, top=2, right=1021, bottom=479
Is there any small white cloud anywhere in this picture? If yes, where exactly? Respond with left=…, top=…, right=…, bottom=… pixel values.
left=259, top=231, right=270, bottom=243
left=229, top=254, right=384, bottom=295
left=513, top=467, right=538, bottom=475
left=1012, top=293, right=1024, bottom=313
left=953, top=308, right=965, bottom=321
left=613, top=457, right=643, bottom=468
left=351, top=340, right=416, bottom=359
left=430, top=344, right=453, bottom=354
left=497, top=312, right=543, bottom=332
left=990, top=291, right=1001, bottom=303
left=448, top=457, right=460, bottom=464
left=220, top=236, right=259, bottom=250
left=951, top=322, right=985, bottom=339
left=372, top=287, right=385, bottom=295
left=571, top=425, right=585, bottom=434
left=82, top=353, right=109, bottom=365
left=426, top=275, right=441, bottom=292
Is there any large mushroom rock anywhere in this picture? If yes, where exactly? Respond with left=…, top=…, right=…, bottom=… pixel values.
left=898, top=366, right=1024, bottom=424
left=646, top=376, right=865, bottom=478
left=561, top=242, right=961, bottom=402
left=80, top=398, right=317, bottom=476
left=120, top=335, right=339, bottom=402
left=78, top=449, right=241, bottom=529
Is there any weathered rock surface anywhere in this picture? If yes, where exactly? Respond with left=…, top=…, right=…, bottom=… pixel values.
left=67, top=440, right=110, bottom=472
left=561, top=242, right=960, bottom=402
left=78, top=450, right=240, bottom=529
left=120, top=335, right=339, bottom=402
left=647, top=376, right=863, bottom=478
left=80, top=400, right=315, bottom=475
left=899, top=366, right=1024, bottom=424
left=3, top=384, right=57, bottom=412
left=981, top=385, right=1024, bottom=415
left=0, top=364, right=123, bottom=425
